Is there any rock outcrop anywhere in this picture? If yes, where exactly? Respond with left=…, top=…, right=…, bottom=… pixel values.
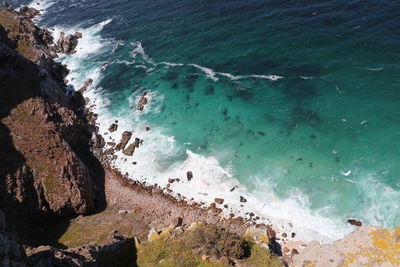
left=0, top=7, right=105, bottom=241
left=53, top=31, right=82, bottom=54
left=291, top=226, right=400, bottom=267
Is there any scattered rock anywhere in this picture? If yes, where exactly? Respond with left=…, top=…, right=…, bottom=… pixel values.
left=134, top=138, right=140, bottom=148
left=240, top=196, right=247, bottom=203
left=145, top=126, right=151, bottom=131
left=201, top=255, right=210, bottom=261
left=168, top=178, right=175, bottom=184
left=78, top=78, right=93, bottom=93
left=115, top=131, right=132, bottom=150
left=118, top=210, right=131, bottom=214
left=291, top=248, right=299, bottom=256
left=291, top=232, right=296, bottom=238
left=347, top=219, right=362, bottom=227
left=230, top=186, right=238, bottom=192
left=122, top=144, right=135, bottom=156
left=187, top=171, right=193, bottom=181
left=108, top=123, right=118, bottom=132
left=137, top=92, right=148, bottom=111
left=282, top=233, right=287, bottom=238
left=174, top=217, right=183, bottom=227
left=214, top=198, right=224, bottom=205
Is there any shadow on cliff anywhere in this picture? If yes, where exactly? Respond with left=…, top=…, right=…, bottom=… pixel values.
left=0, top=24, right=106, bottom=247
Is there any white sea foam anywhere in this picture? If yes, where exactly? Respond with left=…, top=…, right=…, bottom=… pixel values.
left=189, top=64, right=219, bottom=81
left=43, top=13, right=354, bottom=244
left=28, top=0, right=56, bottom=21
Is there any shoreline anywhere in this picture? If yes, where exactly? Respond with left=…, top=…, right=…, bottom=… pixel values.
left=2, top=3, right=399, bottom=266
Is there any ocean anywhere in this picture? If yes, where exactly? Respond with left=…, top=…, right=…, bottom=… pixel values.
left=18, top=0, right=400, bottom=242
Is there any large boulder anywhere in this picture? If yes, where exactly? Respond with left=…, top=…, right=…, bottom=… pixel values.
left=54, top=32, right=82, bottom=54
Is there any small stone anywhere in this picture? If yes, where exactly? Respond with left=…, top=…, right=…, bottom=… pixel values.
left=108, top=123, right=118, bottom=132
left=174, top=217, right=183, bottom=227
left=134, top=138, right=140, bottom=148
left=291, top=248, right=299, bottom=255
left=214, top=198, right=224, bottom=205
left=146, top=126, right=151, bottom=131
left=168, top=178, right=175, bottom=183
left=187, top=171, right=193, bottom=181
left=282, top=233, right=287, bottom=238
left=201, top=255, right=210, bottom=261
left=347, top=219, right=362, bottom=227
left=240, top=196, right=247, bottom=203
left=291, top=232, right=296, bottom=238
left=224, top=204, right=228, bottom=209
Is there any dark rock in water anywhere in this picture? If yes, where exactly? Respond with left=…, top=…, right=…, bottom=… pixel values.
left=78, top=78, right=93, bottom=93
left=171, top=81, right=179, bottom=89
left=214, top=198, right=224, bottom=205
left=240, top=196, right=247, bottom=203
left=137, top=92, right=148, bottom=111
left=291, top=232, right=296, bottom=238
left=145, top=126, right=151, bottom=131
left=205, top=85, right=215, bottom=95
left=282, top=233, right=287, bottom=238
left=108, top=123, right=118, bottom=132
left=3, top=2, right=10, bottom=8
left=187, top=171, right=193, bottom=181
left=235, top=88, right=254, bottom=101
left=222, top=108, right=228, bottom=116
left=309, top=162, right=313, bottom=168
left=54, top=32, right=82, bottom=54
left=134, top=138, right=140, bottom=148
left=230, top=186, right=238, bottom=192
left=19, top=5, right=40, bottom=19
left=258, top=131, right=266, bottom=136
left=168, top=178, right=176, bottom=183
left=123, top=144, right=135, bottom=156
left=310, top=134, right=317, bottom=139
left=347, top=219, right=362, bottom=227
left=115, top=131, right=132, bottom=150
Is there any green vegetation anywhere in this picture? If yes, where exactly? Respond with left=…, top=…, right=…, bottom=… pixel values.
left=137, top=235, right=228, bottom=267
left=137, top=224, right=284, bottom=267
left=55, top=206, right=149, bottom=247
left=245, top=242, right=285, bottom=267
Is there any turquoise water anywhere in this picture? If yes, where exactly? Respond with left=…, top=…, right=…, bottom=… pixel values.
left=25, top=0, right=400, bottom=240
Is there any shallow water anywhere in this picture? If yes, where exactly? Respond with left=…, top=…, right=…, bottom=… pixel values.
left=21, top=0, right=400, bottom=241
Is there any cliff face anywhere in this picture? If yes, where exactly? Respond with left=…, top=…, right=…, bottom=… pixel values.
left=0, top=7, right=105, bottom=241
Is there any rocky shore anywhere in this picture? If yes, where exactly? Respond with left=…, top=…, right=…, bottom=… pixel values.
left=0, top=4, right=398, bottom=267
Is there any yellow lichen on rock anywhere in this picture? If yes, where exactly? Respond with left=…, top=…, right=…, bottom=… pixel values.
left=293, top=226, right=400, bottom=267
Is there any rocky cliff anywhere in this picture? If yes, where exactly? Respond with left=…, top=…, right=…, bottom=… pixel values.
left=0, top=6, right=105, bottom=242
